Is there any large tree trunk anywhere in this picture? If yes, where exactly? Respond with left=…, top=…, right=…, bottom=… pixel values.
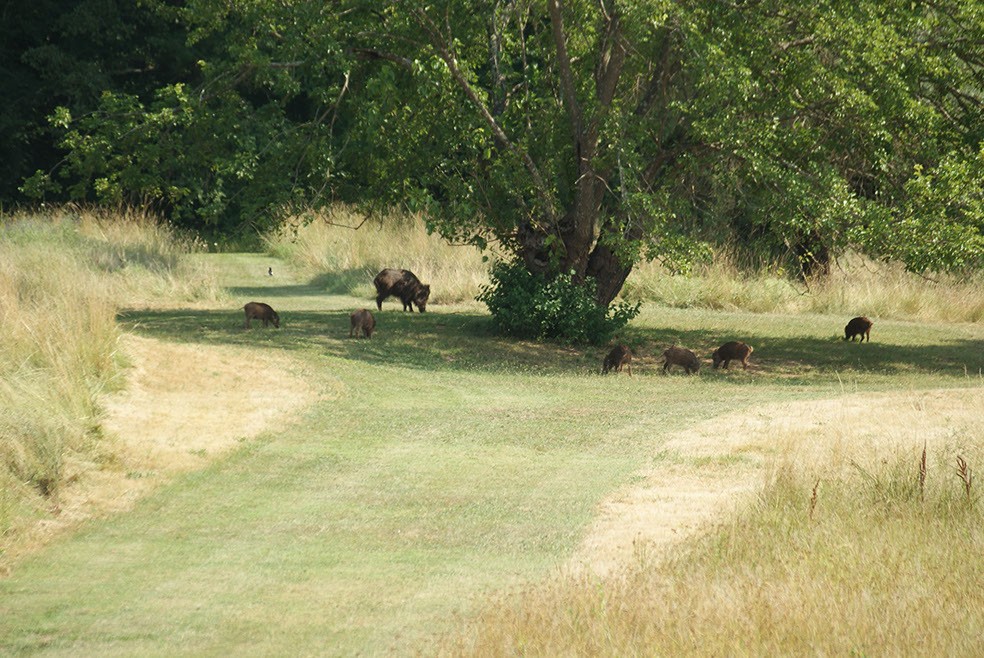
left=586, top=242, right=634, bottom=307
left=546, top=0, right=627, bottom=297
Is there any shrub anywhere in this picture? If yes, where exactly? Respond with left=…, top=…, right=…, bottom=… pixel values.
left=477, top=261, right=640, bottom=345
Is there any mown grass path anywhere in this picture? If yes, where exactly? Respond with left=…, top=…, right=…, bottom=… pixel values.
left=2, top=255, right=982, bottom=656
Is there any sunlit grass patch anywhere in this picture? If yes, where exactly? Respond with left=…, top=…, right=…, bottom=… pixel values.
left=264, top=207, right=494, bottom=304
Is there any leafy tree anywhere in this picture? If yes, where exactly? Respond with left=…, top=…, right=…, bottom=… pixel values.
left=10, top=0, right=982, bottom=291
left=341, top=0, right=982, bottom=299
left=20, top=1, right=350, bottom=236
left=0, top=0, right=191, bottom=206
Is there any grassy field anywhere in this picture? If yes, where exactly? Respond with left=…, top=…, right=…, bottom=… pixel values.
left=1, top=211, right=982, bottom=655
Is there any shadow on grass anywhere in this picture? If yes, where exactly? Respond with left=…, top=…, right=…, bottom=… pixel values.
left=117, top=306, right=984, bottom=381
left=618, top=324, right=984, bottom=382
left=118, top=306, right=573, bottom=374
left=226, top=284, right=328, bottom=299
left=226, top=269, right=375, bottom=301
left=309, top=268, right=375, bottom=295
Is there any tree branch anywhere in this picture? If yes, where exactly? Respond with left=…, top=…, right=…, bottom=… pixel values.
left=409, top=7, right=558, bottom=224
left=347, top=47, right=414, bottom=70
left=548, top=0, right=583, bottom=141
left=594, top=1, right=626, bottom=107
left=777, top=36, right=816, bottom=51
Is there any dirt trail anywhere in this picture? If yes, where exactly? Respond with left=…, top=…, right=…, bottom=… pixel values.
left=573, top=386, right=984, bottom=575
left=4, top=333, right=321, bottom=569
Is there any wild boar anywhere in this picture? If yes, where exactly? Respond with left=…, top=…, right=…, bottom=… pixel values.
left=662, top=346, right=700, bottom=374
left=844, top=316, right=873, bottom=342
left=602, top=345, right=633, bottom=376
left=350, top=308, right=376, bottom=339
left=373, top=268, right=431, bottom=313
left=712, top=341, right=754, bottom=370
left=243, top=301, right=280, bottom=329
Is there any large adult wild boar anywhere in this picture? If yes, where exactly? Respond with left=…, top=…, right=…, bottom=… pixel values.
left=373, top=269, right=431, bottom=312
left=844, top=316, right=873, bottom=342
left=243, top=301, right=280, bottom=329
left=350, top=309, right=376, bottom=338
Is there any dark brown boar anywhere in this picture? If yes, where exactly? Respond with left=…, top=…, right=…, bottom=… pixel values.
left=243, top=301, right=280, bottom=329
left=349, top=309, right=376, bottom=338
left=601, top=345, right=633, bottom=376
left=844, top=316, right=873, bottom=342
left=662, top=346, right=701, bottom=374
left=373, top=268, right=431, bottom=312
left=712, top=341, right=754, bottom=370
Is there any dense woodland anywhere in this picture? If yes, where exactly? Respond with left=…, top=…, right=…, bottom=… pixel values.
left=3, top=0, right=982, bottom=303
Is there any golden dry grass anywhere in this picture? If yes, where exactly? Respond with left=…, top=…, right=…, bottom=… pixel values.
left=269, top=210, right=984, bottom=323
left=264, top=207, right=496, bottom=304
left=0, top=207, right=223, bottom=557
left=624, top=250, right=984, bottom=323
left=442, top=387, right=984, bottom=656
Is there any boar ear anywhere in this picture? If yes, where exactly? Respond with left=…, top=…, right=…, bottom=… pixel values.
left=423, top=285, right=431, bottom=293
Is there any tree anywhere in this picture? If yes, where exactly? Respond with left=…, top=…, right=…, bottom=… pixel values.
left=0, top=0, right=191, bottom=206
left=16, top=0, right=982, bottom=294
left=19, top=0, right=350, bottom=236
left=341, top=0, right=982, bottom=300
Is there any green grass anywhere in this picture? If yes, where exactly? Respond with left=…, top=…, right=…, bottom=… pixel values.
left=2, top=249, right=982, bottom=655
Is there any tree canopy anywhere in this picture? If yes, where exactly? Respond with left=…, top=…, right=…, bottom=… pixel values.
left=4, top=0, right=982, bottom=299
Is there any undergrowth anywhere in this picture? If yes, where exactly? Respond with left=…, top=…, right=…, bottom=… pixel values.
left=0, top=207, right=221, bottom=544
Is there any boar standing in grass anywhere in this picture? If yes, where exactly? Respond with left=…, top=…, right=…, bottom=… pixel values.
left=602, top=345, right=633, bottom=376
left=243, top=301, right=280, bottom=329
left=712, top=341, right=754, bottom=370
left=373, top=268, right=431, bottom=312
left=844, top=316, right=873, bottom=342
left=349, top=309, right=376, bottom=338
left=662, top=346, right=701, bottom=374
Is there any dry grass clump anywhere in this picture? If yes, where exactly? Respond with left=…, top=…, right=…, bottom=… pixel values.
left=0, top=207, right=221, bottom=541
left=264, top=207, right=493, bottom=304
left=74, top=207, right=223, bottom=305
left=442, top=390, right=984, bottom=656
left=624, top=250, right=984, bottom=323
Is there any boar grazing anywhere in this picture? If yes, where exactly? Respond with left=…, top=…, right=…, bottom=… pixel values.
left=712, top=341, right=754, bottom=370
left=373, top=268, right=431, bottom=312
left=662, top=346, right=701, bottom=374
left=349, top=308, right=376, bottom=338
left=602, top=345, right=633, bottom=376
left=844, top=316, right=873, bottom=342
left=243, top=301, right=280, bottom=329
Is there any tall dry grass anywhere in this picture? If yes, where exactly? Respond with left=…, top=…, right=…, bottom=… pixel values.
left=624, top=250, right=984, bottom=323
left=0, top=207, right=222, bottom=539
left=269, top=209, right=983, bottom=323
left=441, top=390, right=984, bottom=656
left=264, top=208, right=494, bottom=303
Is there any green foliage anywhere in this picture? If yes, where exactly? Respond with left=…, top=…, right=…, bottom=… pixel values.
left=0, top=0, right=192, bottom=205
left=477, top=261, right=640, bottom=345
left=3, top=0, right=981, bottom=284
left=14, top=1, right=349, bottom=238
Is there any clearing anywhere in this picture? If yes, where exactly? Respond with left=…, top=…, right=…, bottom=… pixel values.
left=1, top=253, right=981, bottom=656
